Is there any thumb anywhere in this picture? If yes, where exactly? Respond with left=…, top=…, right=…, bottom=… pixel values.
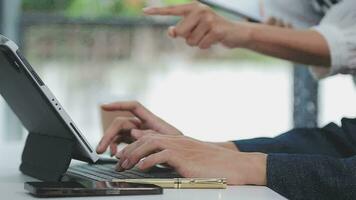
left=168, top=26, right=177, bottom=38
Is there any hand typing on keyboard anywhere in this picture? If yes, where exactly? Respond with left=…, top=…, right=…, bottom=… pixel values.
left=96, top=101, right=183, bottom=156
left=115, top=129, right=267, bottom=186
left=95, top=101, right=266, bottom=186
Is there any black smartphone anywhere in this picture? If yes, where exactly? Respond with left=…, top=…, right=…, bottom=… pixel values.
left=24, top=180, right=163, bottom=198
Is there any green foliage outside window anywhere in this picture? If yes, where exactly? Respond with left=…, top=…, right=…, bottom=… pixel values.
left=22, top=0, right=192, bottom=18
left=163, top=0, right=191, bottom=5
left=22, top=0, right=72, bottom=12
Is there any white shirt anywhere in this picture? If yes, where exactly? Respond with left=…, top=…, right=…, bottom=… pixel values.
left=263, top=0, right=356, bottom=79
left=311, top=0, right=342, bottom=14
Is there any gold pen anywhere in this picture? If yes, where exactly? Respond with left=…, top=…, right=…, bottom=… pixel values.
left=112, top=178, right=227, bottom=189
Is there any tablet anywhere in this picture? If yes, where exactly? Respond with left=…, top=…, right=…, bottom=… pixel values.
left=0, top=35, right=99, bottom=163
left=199, top=0, right=262, bottom=22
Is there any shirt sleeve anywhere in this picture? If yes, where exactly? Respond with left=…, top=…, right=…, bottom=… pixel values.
left=234, top=118, right=356, bottom=157
left=267, top=154, right=356, bottom=199
left=310, top=0, right=356, bottom=79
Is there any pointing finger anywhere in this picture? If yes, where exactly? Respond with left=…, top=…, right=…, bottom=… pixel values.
left=101, top=101, right=157, bottom=124
left=96, top=118, right=140, bottom=154
left=143, top=4, right=194, bottom=16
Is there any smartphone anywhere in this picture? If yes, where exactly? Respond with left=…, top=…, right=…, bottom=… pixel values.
left=24, top=180, right=163, bottom=198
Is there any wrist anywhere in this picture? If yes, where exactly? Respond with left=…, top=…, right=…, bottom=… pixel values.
left=225, top=22, right=253, bottom=48
left=242, top=152, right=267, bottom=185
left=212, top=142, right=239, bottom=151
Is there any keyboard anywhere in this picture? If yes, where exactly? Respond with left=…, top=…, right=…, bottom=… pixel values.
left=67, top=164, right=179, bottom=181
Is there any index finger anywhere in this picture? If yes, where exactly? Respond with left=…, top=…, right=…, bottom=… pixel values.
left=101, top=101, right=156, bottom=123
left=143, top=4, right=194, bottom=16
left=96, top=118, right=139, bottom=154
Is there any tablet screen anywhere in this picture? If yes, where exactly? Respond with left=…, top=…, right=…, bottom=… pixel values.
left=200, top=0, right=262, bottom=22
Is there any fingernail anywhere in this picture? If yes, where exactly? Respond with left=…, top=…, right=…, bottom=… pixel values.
left=116, top=151, right=123, bottom=158
left=116, top=164, right=124, bottom=172
left=121, top=159, right=129, bottom=169
left=137, top=160, right=144, bottom=169
left=101, top=104, right=109, bottom=108
left=168, top=26, right=176, bottom=38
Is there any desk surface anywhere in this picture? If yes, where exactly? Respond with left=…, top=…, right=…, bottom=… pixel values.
left=0, top=142, right=286, bottom=200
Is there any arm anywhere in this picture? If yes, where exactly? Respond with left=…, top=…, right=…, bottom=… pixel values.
left=116, top=129, right=267, bottom=185
left=234, top=118, right=356, bottom=158
left=267, top=154, right=356, bottom=199
left=112, top=119, right=356, bottom=199
left=97, top=101, right=239, bottom=154
left=143, top=2, right=330, bottom=67
left=242, top=24, right=330, bottom=67
left=309, top=0, right=356, bottom=78
left=235, top=118, right=356, bottom=199
left=112, top=127, right=356, bottom=200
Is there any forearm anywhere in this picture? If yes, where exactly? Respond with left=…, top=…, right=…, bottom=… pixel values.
left=145, top=2, right=331, bottom=67
left=238, top=23, right=331, bottom=67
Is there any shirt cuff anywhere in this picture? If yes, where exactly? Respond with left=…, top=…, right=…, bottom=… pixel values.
left=309, top=66, right=332, bottom=79
left=233, top=138, right=287, bottom=153
left=311, top=24, right=347, bottom=79
left=267, top=153, right=327, bottom=199
left=233, top=139, right=266, bottom=152
left=267, top=153, right=305, bottom=198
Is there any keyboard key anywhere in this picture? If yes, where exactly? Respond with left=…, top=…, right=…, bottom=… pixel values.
left=68, top=163, right=178, bottom=180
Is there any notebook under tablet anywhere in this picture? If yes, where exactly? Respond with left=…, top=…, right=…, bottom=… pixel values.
left=0, top=35, right=178, bottom=182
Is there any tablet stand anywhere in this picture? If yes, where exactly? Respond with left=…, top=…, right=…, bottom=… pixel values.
left=20, top=132, right=74, bottom=181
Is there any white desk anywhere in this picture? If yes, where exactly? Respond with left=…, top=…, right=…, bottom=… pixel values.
left=0, top=142, right=286, bottom=200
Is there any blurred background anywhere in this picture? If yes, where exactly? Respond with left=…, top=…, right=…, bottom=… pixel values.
left=0, top=0, right=355, bottom=148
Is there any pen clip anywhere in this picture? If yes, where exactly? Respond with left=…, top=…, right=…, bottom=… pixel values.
left=185, top=178, right=227, bottom=184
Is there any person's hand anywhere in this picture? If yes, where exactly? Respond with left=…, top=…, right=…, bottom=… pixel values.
left=96, top=101, right=182, bottom=156
left=143, top=2, right=251, bottom=49
left=116, top=129, right=267, bottom=185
